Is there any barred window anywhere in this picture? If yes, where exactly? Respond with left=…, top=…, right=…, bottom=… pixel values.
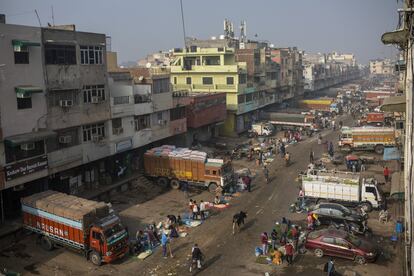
left=82, top=123, right=105, bottom=142
left=83, top=84, right=105, bottom=104
left=80, top=45, right=103, bottom=65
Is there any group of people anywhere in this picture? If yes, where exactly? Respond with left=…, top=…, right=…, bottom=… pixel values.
left=189, top=199, right=208, bottom=220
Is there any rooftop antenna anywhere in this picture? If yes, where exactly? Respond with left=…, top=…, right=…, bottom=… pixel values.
left=34, top=9, right=42, bottom=27
left=51, top=5, right=55, bottom=26
left=179, top=0, right=187, bottom=49
left=240, top=20, right=247, bottom=43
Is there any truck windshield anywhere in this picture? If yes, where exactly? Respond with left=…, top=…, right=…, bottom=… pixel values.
left=104, top=223, right=124, bottom=239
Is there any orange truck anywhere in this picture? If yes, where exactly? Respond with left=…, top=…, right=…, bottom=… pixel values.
left=21, top=191, right=129, bottom=265
left=338, top=127, right=396, bottom=154
left=144, top=145, right=234, bottom=192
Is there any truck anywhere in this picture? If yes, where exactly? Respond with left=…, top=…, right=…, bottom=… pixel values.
left=338, top=127, right=396, bottom=154
left=143, top=145, right=234, bottom=192
left=251, top=122, right=275, bottom=136
left=360, top=112, right=385, bottom=126
left=21, top=191, right=129, bottom=266
left=301, top=170, right=383, bottom=212
left=299, top=98, right=340, bottom=115
left=263, top=112, right=317, bottom=132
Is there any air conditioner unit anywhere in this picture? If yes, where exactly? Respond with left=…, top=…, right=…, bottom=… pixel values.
left=20, top=143, right=35, bottom=151
left=113, top=127, right=123, bottom=135
left=92, top=135, right=103, bottom=142
left=91, top=96, right=101, bottom=104
left=60, top=100, right=73, bottom=107
left=59, top=135, right=72, bottom=144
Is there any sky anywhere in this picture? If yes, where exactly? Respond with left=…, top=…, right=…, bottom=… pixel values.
left=2, top=0, right=401, bottom=64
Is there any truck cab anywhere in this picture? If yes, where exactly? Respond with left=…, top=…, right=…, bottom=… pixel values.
left=338, top=128, right=353, bottom=150
left=88, top=215, right=129, bottom=265
left=361, top=178, right=383, bottom=210
left=204, top=160, right=234, bottom=192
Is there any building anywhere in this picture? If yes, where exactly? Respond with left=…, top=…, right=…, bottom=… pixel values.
left=137, top=51, right=173, bottom=67
left=369, top=59, right=395, bottom=76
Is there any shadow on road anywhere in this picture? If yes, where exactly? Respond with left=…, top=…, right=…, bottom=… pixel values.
left=192, top=254, right=222, bottom=275
left=241, top=218, right=257, bottom=231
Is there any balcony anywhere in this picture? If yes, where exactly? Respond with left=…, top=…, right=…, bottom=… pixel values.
left=48, top=144, right=83, bottom=173
left=111, top=97, right=134, bottom=118
left=171, top=64, right=246, bottom=74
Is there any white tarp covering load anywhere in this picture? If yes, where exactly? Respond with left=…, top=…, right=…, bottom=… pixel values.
left=145, top=145, right=207, bottom=162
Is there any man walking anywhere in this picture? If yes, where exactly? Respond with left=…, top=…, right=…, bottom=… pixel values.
left=192, top=200, right=199, bottom=220
left=309, top=150, right=314, bottom=163
left=261, top=232, right=268, bottom=255
left=199, top=200, right=206, bottom=220
left=325, top=257, right=335, bottom=275
left=285, top=242, right=294, bottom=265
left=161, top=231, right=173, bottom=258
left=384, top=166, right=390, bottom=183
left=263, top=166, right=269, bottom=184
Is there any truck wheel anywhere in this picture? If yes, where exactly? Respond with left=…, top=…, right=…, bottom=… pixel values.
left=208, top=183, right=218, bottom=193
left=170, top=179, right=180, bottom=189
left=359, top=202, right=372, bottom=212
left=40, top=236, right=53, bottom=251
left=90, top=251, right=102, bottom=266
left=157, top=177, right=169, bottom=188
left=374, top=145, right=384, bottom=154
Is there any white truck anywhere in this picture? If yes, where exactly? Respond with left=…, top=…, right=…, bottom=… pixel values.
left=301, top=170, right=383, bottom=212
left=251, top=123, right=274, bottom=136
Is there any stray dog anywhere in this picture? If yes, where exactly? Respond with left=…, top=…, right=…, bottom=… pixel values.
left=232, top=211, right=247, bottom=234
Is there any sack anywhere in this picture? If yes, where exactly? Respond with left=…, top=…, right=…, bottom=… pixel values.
left=323, top=262, right=328, bottom=272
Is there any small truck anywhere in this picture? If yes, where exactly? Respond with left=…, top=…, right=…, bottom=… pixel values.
left=301, top=170, right=384, bottom=212
left=144, top=145, right=234, bottom=192
left=21, top=191, right=129, bottom=265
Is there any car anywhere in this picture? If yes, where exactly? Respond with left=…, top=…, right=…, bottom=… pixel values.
left=311, top=203, right=368, bottom=235
left=305, top=229, right=377, bottom=264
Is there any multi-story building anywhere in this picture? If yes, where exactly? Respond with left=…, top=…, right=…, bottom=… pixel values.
left=370, top=59, right=395, bottom=76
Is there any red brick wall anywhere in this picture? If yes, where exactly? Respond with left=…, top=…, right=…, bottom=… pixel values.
left=187, top=93, right=227, bottom=128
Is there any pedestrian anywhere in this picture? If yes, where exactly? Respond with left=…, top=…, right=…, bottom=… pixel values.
left=309, top=149, right=314, bottom=163
left=181, top=181, right=189, bottom=198
left=263, top=166, right=269, bottom=184
left=291, top=225, right=299, bottom=249
left=384, top=166, right=390, bottom=183
left=324, top=257, right=335, bottom=275
left=190, top=243, right=203, bottom=272
left=244, top=175, right=252, bottom=192
left=214, top=196, right=221, bottom=205
left=284, top=242, right=294, bottom=265
left=298, top=188, right=305, bottom=209
left=192, top=200, right=199, bottom=220
left=215, top=185, right=223, bottom=198
left=271, top=229, right=278, bottom=250
left=261, top=232, right=269, bottom=255
left=307, top=212, right=314, bottom=230
left=328, top=142, right=334, bottom=158
left=280, top=217, right=288, bottom=240
left=280, top=143, right=286, bottom=158
left=318, top=133, right=322, bottom=145
left=199, top=200, right=206, bottom=220
left=188, top=199, right=194, bottom=214
left=161, top=231, right=173, bottom=258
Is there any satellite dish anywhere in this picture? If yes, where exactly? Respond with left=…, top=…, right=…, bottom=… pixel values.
left=146, top=62, right=152, bottom=68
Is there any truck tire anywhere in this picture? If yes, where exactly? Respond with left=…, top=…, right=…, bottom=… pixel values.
left=208, top=183, right=218, bottom=193
left=40, top=236, right=53, bottom=251
left=374, top=144, right=384, bottom=154
left=157, top=177, right=169, bottom=188
left=359, top=202, right=372, bottom=212
left=90, top=251, right=102, bottom=266
left=170, top=179, right=180, bottom=189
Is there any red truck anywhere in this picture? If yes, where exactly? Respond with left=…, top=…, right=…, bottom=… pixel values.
left=21, top=191, right=129, bottom=265
left=361, top=112, right=385, bottom=126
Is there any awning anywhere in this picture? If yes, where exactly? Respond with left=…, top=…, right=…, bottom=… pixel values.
left=383, top=147, right=401, bottom=161
left=5, top=130, right=56, bottom=146
left=12, top=40, right=41, bottom=47
left=380, top=95, right=406, bottom=113
left=15, top=86, right=43, bottom=98
left=390, top=172, right=404, bottom=200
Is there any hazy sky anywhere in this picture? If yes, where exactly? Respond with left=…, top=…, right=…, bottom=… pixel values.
left=2, top=0, right=400, bottom=64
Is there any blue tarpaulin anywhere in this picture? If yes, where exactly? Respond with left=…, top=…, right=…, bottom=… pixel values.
left=383, top=147, right=401, bottom=161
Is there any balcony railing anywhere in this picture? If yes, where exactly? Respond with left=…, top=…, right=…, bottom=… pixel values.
left=134, top=94, right=152, bottom=104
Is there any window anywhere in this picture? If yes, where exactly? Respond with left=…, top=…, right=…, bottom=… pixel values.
left=335, top=239, right=350, bottom=248
left=17, top=98, right=32, bottom=109
left=186, top=77, right=192, bottom=85
left=212, top=170, right=217, bottom=175
left=134, top=115, right=151, bottom=131
left=321, top=237, right=335, bottom=245
left=365, top=186, right=376, bottom=195
left=113, top=96, right=129, bottom=105
left=82, top=123, right=105, bottom=142
left=202, top=77, right=213, bottom=85
left=204, top=56, right=220, bottom=65
left=246, top=93, right=253, bottom=102
left=157, top=112, right=163, bottom=121
left=112, top=118, right=123, bottom=134
left=153, top=78, right=170, bottom=93
left=238, top=94, right=245, bottom=104
left=205, top=170, right=210, bottom=175
left=239, top=74, right=247, bottom=84
left=80, top=46, right=103, bottom=65
left=226, top=77, right=234, bottom=85
left=83, top=85, right=105, bottom=104
left=45, top=44, right=76, bottom=65
left=14, top=47, right=29, bottom=64
left=173, top=77, right=177, bottom=85
left=5, top=140, right=45, bottom=164
left=170, top=107, right=186, bottom=120
left=48, top=90, right=79, bottom=107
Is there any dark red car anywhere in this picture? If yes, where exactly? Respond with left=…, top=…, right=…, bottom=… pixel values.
left=305, top=229, right=377, bottom=264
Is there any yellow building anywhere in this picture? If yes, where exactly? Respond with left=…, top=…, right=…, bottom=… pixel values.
left=171, top=46, right=274, bottom=136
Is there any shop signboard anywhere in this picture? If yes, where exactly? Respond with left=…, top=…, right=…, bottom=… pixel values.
left=5, top=155, right=48, bottom=181
left=116, top=139, right=132, bottom=153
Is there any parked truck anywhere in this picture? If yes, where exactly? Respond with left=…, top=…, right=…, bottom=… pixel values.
left=264, top=112, right=316, bottom=131
left=338, top=127, right=396, bottom=154
left=144, top=145, right=234, bottom=192
left=21, top=191, right=129, bottom=266
left=360, top=112, right=385, bottom=126
left=299, top=98, right=340, bottom=115
left=251, top=122, right=275, bottom=136
left=302, top=170, right=383, bottom=212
